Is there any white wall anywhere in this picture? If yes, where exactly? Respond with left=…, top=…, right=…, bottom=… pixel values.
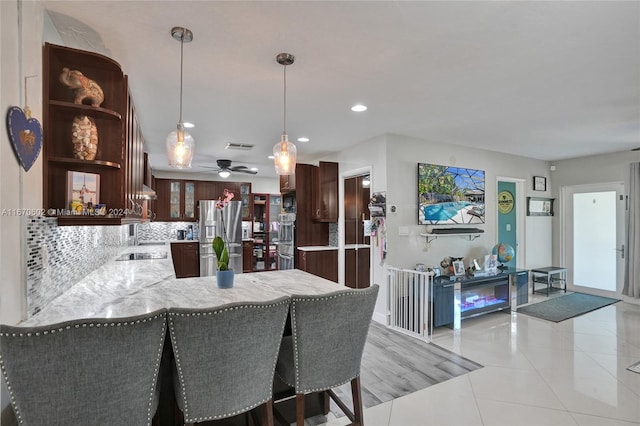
left=1, top=0, right=45, bottom=326
left=384, top=133, right=552, bottom=270
left=1, top=0, right=46, bottom=420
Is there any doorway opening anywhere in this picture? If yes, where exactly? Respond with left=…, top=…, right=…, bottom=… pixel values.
left=561, top=182, right=625, bottom=297
left=496, top=177, right=526, bottom=269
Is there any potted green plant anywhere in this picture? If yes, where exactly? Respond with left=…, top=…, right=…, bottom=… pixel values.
left=213, top=189, right=235, bottom=288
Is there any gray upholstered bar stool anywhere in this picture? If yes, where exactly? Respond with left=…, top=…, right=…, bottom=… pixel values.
left=275, top=285, right=379, bottom=426
left=0, top=309, right=167, bottom=426
left=168, top=297, right=290, bottom=426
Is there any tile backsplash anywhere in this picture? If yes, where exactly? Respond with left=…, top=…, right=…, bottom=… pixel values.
left=25, top=217, right=130, bottom=317
left=137, top=221, right=199, bottom=241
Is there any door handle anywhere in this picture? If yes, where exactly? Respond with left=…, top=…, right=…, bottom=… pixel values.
left=615, top=244, right=625, bottom=259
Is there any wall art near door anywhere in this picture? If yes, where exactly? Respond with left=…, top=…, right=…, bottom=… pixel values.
left=533, top=176, right=547, bottom=191
left=527, top=197, right=554, bottom=216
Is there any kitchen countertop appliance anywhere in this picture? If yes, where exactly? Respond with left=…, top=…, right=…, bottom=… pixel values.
left=199, top=200, right=243, bottom=276
left=277, top=213, right=295, bottom=270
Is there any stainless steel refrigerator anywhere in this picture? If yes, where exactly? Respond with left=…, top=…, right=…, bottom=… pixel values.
left=277, top=213, right=296, bottom=270
left=199, top=200, right=243, bottom=276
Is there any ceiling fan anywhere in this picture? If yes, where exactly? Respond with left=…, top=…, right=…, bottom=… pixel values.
left=202, top=159, right=257, bottom=178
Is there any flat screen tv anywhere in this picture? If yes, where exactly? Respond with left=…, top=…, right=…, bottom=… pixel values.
left=418, top=163, right=485, bottom=225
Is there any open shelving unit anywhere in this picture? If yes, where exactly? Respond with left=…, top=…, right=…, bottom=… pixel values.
left=43, top=43, right=144, bottom=225
left=251, top=194, right=280, bottom=271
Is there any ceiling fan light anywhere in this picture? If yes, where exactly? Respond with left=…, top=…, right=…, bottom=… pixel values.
left=218, top=170, right=231, bottom=178
left=273, top=134, right=297, bottom=175
left=166, top=130, right=194, bottom=168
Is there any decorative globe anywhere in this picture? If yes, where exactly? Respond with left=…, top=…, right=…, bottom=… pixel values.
left=492, top=243, right=515, bottom=263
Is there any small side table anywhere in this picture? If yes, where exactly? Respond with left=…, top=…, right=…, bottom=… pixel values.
left=531, top=266, right=567, bottom=296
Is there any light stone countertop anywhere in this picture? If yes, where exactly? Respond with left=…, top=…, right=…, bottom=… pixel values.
left=297, top=246, right=339, bottom=251
left=344, top=244, right=371, bottom=249
left=21, top=244, right=342, bottom=327
left=297, top=245, right=370, bottom=251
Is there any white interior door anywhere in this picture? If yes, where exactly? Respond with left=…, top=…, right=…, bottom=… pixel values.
left=562, top=182, right=625, bottom=297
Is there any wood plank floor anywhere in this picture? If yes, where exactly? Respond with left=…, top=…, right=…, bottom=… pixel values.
left=307, top=322, right=483, bottom=425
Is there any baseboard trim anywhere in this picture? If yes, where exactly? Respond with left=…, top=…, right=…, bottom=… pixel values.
left=372, top=311, right=386, bottom=325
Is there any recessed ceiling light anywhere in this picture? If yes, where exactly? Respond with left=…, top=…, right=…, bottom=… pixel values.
left=250, top=167, right=258, bottom=172
left=297, top=137, right=310, bottom=143
left=183, top=122, right=195, bottom=128
left=351, top=104, right=367, bottom=112
left=268, top=155, right=275, bottom=160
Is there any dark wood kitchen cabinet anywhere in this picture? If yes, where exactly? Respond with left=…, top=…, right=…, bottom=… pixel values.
left=344, top=174, right=371, bottom=288
left=345, top=247, right=370, bottom=289
left=312, top=161, right=338, bottom=222
left=43, top=43, right=145, bottom=225
left=298, top=249, right=338, bottom=283
left=294, top=164, right=329, bottom=248
left=154, top=180, right=196, bottom=221
left=242, top=240, right=254, bottom=273
left=280, top=173, right=296, bottom=193
left=154, top=179, right=246, bottom=222
left=171, top=242, right=200, bottom=278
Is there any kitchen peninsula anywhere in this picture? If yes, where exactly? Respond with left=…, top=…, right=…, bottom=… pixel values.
left=21, top=244, right=341, bottom=327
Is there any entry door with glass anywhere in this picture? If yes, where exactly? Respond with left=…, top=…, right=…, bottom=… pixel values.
left=563, top=182, right=625, bottom=297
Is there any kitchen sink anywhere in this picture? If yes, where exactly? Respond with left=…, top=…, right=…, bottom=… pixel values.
left=116, top=252, right=168, bottom=261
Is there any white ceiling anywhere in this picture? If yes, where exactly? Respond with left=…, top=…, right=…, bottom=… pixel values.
left=43, top=1, right=640, bottom=179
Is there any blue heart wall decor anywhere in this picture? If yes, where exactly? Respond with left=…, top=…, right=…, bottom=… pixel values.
left=6, top=106, right=43, bottom=172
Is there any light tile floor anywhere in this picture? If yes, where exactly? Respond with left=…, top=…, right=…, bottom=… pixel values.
left=321, top=294, right=640, bottom=426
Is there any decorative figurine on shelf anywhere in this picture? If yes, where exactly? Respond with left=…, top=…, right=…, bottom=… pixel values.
left=59, top=67, right=104, bottom=107
left=71, top=115, right=98, bottom=160
left=440, top=256, right=464, bottom=276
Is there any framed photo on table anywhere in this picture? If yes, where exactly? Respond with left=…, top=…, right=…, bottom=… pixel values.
left=452, top=260, right=465, bottom=276
left=533, top=176, right=547, bottom=191
left=484, top=254, right=498, bottom=273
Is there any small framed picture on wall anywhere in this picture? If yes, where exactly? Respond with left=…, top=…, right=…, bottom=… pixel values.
left=533, top=176, right=546, bottom=191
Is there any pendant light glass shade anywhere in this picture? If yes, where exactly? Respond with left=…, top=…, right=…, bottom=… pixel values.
left=273, top=133, right=297, bottom=175
left=167, top=27, right=195, bottom=168
left=166, top=124, right=195, bottom=168
left=273, top=53, right=296, bottom=175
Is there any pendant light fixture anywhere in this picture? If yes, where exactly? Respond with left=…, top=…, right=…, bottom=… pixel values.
left=273, top=53, right=297, bottom=175
left=166, top=26, right=195, bottom=168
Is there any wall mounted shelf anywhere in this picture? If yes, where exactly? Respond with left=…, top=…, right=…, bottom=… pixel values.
left=49, top=157, right=122, bottom=169
left=420, top=232, right=482, bottom=244
left=48, top=100, right=122, bottom=120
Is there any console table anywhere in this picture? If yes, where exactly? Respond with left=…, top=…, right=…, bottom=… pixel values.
left=432, top=268, right=528, bottom=328
left=531, top=266, right=567, bottom=296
